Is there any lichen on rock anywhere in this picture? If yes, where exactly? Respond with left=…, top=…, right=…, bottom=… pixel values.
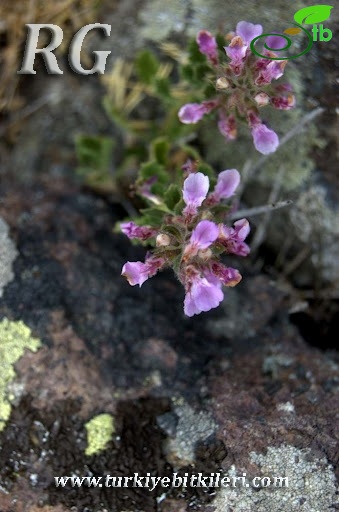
left=0, top=318, right=41, bottom=432
left=84, top=413, right=115, bottom=456
left=160, top=400, right=216, bottom=469
left=213, top=444, right=338, bottom=512
left=0, top=217, right=18, bottom=298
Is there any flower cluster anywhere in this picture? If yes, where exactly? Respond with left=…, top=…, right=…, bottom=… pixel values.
left=178, top=21, right=295, bottom=154
left=121, top=165, right=250, bottom=317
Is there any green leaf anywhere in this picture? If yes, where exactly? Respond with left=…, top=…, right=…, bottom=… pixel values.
left=135, top=50, right=159, bottom=84
left=181, top=64, right=194, bottom=81
left=151, top=138, right=170, bottom=165
left=195, top=63, right=211, bottom=81
left=164, top=184, right=181, bottom=210
left=216, top=33, right=226, bottom=52
left=294, top=5, right=333, bottom=25
left=75, top=135, right=114, bottom=174
left=139, top=161, right=166, bottom=182
left=188, top=38, right=207, bottom=64
left=174, top=198, right=185, bottom=214
left=154, top=77, right=171, bottom=100
left=139, top=207, right=167, bottom=227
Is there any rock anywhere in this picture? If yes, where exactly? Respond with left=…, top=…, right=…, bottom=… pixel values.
left=0, top=217, right=18, bottom=298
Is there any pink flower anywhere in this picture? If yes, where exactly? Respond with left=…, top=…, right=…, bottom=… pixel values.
left=251, top=123, right=279, bottom=154
left=120, top=221, right=157, bottom=240
left=271, top=94, right=295, bottom=110
left=211, top=262, right=242, bottom=287
left=190, top=220, right=219, bottom=249
left=121, top=256, right=164, bottom=287
left=265, top=34, right=287, bottom=50
left=218, top=218, right=251, bottom=257
left=178, top=100, right=217, bottom=124
left=209, top=169, right=240, bottom=203
left=217, top=113, right=237, bottom=140
left=255, top=60, right=287, bottom=85
left=236, top=21, right=263, bottom=44
left=183, top=172, right=209, bottom=214
left=184, top=273, right=224, bottom=317
left=224, top=36, right=247, bottom=75
left=184, top=220, right=219, bottom=259
left=196, top=30, right=218, bottom=65
left=177, top=23, right=295, bottom=155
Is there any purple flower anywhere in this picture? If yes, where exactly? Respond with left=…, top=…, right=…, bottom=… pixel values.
left=251, top=123, right=279, bottom=154
left=218, top=113, right=237, bottom=140
left=234, top=218, right=250, bottom=240
left=224, top=36, right=247, bottom=75
left=184, top=220, right=219, bottom=259
left=210, top=169, right=240, bottom=202
left=255, top=60, right=287, bottom=85
left=211, top=262, right=242, bottom=287
left=184, top=273, right=224, bottom=317
left=236, top=21, right=263, bottom=44
left=218, top=218, right=251, bottom=257
left=265, top=34, right=287, bottom=50
left=177, top=23, right=295, bottom=155
left=197, top=30, right=218, bottom=65
left=121, top=221, right=157, bottom=240
left=121, top=261, right=150, bottom=287
left=178, top=100, right=217, bottom=124
left=182, top=172, right=209, bottom=214
left=271, top=94, right=296, bottom=110
left=190, top=220, right=219, bottom=249
left=121, top=256, right=164, bottom=287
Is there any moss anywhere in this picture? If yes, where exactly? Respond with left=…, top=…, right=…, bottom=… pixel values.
left=0, top=318, right=41, bottom=432
left=84, top=413, right=115, bottom=456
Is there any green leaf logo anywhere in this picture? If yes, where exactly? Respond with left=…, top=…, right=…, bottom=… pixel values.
left=294, top=5, right=333, bottom=25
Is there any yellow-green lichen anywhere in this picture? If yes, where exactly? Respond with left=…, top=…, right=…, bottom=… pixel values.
left=84, top=413, right=115, bottom=456
left=0, top=318, right=41, bottom=432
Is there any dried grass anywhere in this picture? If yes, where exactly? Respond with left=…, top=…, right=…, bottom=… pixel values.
left=0, top=0, right=98, bottom=112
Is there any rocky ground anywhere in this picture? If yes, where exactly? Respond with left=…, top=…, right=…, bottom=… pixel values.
left=0, top=1, right=338, bottom=511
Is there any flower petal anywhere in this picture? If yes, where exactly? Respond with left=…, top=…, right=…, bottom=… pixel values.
left=213, top=169, right=240, bottom=200
left=234, top=218, right=250, bottom=240
left=197, top=30, right=218, bottom=64
left=190, top=220, right=219, bottom=249
left=236, top=21, right=263, bottom=44
left=183, top=172, right=209, bottom=208
left=178, top=100, right=217, bottom=124
left=218, top=113, right=237, bottom=140
left=251, top=123, right=279, bottom=154
left=178, top=103, right=206, bottom=124
left=266, top=34, right=287, bottom=50
left=184, top=276, right=224, bottom=317
left=120, top=221, right=156, bottom=240
left=121, top=261, right=150, bottom=287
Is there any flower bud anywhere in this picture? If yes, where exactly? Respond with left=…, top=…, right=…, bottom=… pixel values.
left=156, top=233, right=171, bottom=247
left=254, top=92, right=270, bottom=106
left=216, top=77, right=230, bottom=90
left=198, top=248, right=213, bottom=261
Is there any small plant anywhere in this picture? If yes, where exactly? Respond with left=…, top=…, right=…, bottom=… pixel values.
left=121, top=160, right=249, bottom=316
left=178, top=22, right=295, bottom=154
left=75, top=21, right=299, bottom=316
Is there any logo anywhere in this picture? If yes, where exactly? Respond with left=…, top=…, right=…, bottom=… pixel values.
left=250, top=4, right=333, bottom=60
